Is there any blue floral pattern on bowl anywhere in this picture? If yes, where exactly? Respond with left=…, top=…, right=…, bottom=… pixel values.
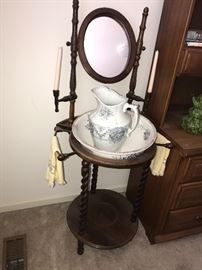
left=86, top=118, right=127, bottom=145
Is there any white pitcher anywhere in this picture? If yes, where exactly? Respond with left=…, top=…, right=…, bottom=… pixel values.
left=87, top=86, right=139, bottom=151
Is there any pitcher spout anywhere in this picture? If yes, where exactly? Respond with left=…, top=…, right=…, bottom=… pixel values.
left=91, top=86, right=126, bottom=106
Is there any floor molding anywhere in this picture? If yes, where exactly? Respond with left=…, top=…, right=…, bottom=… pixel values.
left=0, top=186, right=126, bottom=213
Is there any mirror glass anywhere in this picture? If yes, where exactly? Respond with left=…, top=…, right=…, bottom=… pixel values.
left=78, top=8, right=136, bottom=83
left=84, top=17, right=129, bottom=78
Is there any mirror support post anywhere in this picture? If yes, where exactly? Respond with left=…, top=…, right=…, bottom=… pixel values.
left=68, top=0, right=79, bottom=124
left=127, top=7, right=149, bottom=104
left=53, top=0, right=79, bottom=132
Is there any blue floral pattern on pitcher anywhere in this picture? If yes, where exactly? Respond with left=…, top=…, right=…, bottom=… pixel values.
left=87, top=86, right=139, bottom=151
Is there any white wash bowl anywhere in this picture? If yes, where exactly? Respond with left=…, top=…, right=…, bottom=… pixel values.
left=71, top=111, right=157, bottom=160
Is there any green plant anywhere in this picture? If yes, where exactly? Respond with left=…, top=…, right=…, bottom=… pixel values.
left=181, top=94, right=202, bottom=135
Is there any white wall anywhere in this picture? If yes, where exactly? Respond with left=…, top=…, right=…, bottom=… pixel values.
left=0, top=0, right=164, bottom=212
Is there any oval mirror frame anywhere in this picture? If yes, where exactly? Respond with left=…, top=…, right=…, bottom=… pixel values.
left=78, top=8, right=136, bottom=84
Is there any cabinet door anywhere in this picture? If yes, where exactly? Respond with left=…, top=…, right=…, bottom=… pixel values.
left=178, top=48, right=202, bottom=76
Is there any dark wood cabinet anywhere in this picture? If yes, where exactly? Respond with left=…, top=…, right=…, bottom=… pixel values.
left=126, top=0, right=202, bottom=243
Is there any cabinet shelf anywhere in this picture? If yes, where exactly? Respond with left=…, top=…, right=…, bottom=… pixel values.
left=161, top=110, right=202, bottom=156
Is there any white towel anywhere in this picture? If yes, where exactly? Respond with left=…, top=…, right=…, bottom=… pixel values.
left=150, top=133, right=171, bottom=176
left=46, top=135, right=66, bottom=187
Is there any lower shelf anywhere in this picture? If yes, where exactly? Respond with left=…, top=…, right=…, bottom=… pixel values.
left=67, top=189, right=138, bottom=249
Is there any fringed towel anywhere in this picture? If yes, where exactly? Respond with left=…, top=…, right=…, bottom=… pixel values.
left=46, top=135, right=66, bottom=187
left=150, top=133, right=171, bottom=176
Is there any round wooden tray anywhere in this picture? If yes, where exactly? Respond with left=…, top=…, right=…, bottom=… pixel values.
left=69, top=133, right=156, bottom=168
left=67, top=189, right=138, bottom=249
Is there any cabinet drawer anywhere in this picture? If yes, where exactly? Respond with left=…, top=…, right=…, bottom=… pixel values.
left=176, top=182, right=202, bottom=208
left=164, top=206, right=202, bottom=233
left=178, top=48, right=202, bottom=76
left=184, top=156, right=202, bottom=183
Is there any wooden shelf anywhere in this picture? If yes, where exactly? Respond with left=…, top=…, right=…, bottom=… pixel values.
left=67, top=189, right=138, bottom=249
left=161, top=110, right=202, bottom=156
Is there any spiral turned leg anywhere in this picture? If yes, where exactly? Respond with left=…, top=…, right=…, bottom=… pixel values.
left=90, top=164, right=98, bottom=194
left=77, top=160, right=90, bottom=255
left=131, top=162, right=151, bottom=223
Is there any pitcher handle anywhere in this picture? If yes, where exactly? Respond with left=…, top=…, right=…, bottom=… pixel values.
left=123, top=103, right=140, bottom=136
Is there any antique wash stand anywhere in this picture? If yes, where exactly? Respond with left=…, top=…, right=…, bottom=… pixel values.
left=52, top=0, right=158, bottom=254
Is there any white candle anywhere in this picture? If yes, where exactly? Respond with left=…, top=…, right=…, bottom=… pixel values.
left=54, top=47, right=63, bottom=90
left=147, top=50, right=159, bottom=93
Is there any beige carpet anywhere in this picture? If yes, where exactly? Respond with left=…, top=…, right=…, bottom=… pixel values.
left=1, top=202, right=202, bottom=270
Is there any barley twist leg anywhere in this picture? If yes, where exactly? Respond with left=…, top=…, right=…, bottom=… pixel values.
left=90, top=164, right=98, bottom=194
left=131, top=162, right=151, bottom=223
left=77, top=160, right=90, bottom=255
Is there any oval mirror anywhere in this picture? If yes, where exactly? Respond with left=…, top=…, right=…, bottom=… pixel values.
left=78, top=8, right=136, bottom=83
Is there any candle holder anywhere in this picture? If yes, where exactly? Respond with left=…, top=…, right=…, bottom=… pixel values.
left=53, top=90, right=60, bottom=112
left=53, top=90, right=77, bottom=113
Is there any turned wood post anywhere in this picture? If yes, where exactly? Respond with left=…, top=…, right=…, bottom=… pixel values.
left=127, top=7, right=149, bottom=104
left=68, top=0, right=79, bottom=124
left=90, top=164, right=99, bottom=193
left=131, top=161, right=151, bottom=223
left=78, top=159, right=90, bottom=254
